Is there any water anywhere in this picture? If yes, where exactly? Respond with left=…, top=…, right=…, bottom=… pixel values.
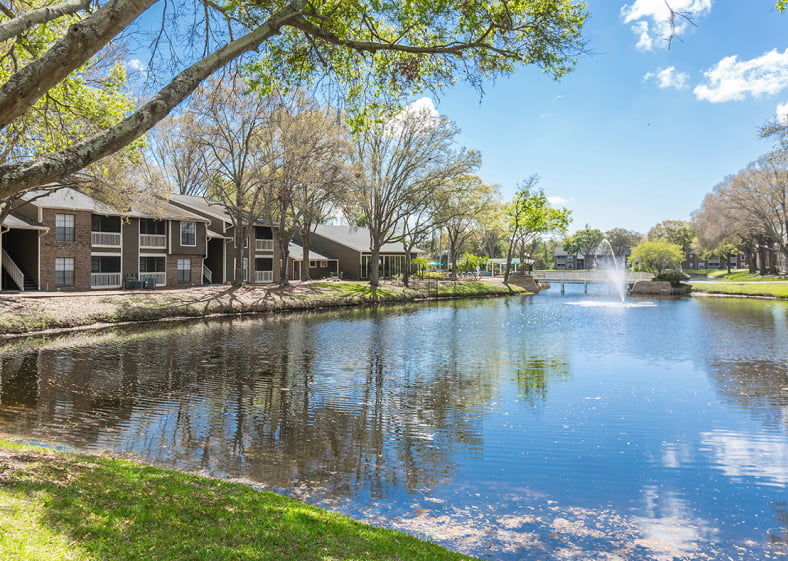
left=1, top=286, right=787, bottom=560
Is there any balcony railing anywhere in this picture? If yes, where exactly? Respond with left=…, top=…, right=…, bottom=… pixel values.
left=203, top=264, right=213, bottom=284
left=91, top=231, right=121, bottom=247
left=139, top=272, right=167, bottom=287
left=91, top=272, right=122, bottom=289
left=140, top=234, right=166, bottom=248
left=254, top=270, right=274, bottom=283
left=255, top=239, right=273, bottom=252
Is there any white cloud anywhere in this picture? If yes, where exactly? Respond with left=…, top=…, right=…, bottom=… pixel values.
left=776, top=102, right=788, bottom=124
left=644, top=66, right=690, bottom=90
left=694, top=49, right=788, bottom=102
left=702, top=430, right=788, bottom=486
left=547, top=195, right=568, bottom=206
left=386, top=97, right=439, bottom=136
left=620, top=0, right=712, bottom=51
left=127, top=58, right=146, bottom=76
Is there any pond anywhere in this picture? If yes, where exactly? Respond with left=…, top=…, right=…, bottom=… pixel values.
left=1, top=286, right=787, bottom=560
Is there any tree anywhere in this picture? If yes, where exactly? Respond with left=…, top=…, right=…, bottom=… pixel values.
left=190, top=76, right=275, bottom=286
left=434, top=175, right=497, bottom=280
left=647, top=219, right=695, bottom=255
left=148, top=113, right=212, bottom=196
left=0, top=1, right=143, bottom=220
left=0, top=0, right=588, bottom=198
left=604, top=228, right=642, bottom=258
left=562, top=227, right=603, bottom=269
left=269, top=94, right=350, bottom=285
left=350, top=102, right=480, bottom=287
left=630, top=240, right=684, bottom=278
left=503, top=176, right=571, bottom=285
left=694, top=157, right=788, bottom=275
left=290, top=107, right=351, bottom=283
left=476, top=199, right=508, bottom=259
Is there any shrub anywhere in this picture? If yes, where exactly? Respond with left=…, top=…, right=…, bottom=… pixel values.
left=655, top=270, right=690, bottom=286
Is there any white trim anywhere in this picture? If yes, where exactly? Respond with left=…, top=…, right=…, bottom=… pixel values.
left=180, top=221, right=197, bottom=247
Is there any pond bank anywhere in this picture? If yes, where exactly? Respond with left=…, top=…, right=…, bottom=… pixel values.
left=0, top=439, right=477, bottom=561
left=0, top=279, right=528, bottom=337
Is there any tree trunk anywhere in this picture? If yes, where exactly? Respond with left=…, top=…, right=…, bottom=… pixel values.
left=369, top=243, right=381, bottom=288
left=503, top=230, right=518, bottom=285
left=402, top=247, right=412, bottom=287
left=301, top=230, right=311, bottom=281
left=275, top=230, right=290, bottom=287
left=232, top=231, right=245, bottom=287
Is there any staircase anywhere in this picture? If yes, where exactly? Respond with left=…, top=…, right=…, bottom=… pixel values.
left=2, top=249, right=36, bottom=291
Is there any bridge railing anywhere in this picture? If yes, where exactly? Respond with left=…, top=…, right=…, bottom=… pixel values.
left=532, top=270, right=653, bottom=282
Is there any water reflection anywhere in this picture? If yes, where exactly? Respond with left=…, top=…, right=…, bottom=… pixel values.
left=1, top=294, right=787, bottom=560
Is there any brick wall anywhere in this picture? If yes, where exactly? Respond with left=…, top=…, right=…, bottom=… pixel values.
left=39, top=208, right=92, bottom=291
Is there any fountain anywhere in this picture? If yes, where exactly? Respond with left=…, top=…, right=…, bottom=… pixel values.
left=601, top=239, right=626, bottom=303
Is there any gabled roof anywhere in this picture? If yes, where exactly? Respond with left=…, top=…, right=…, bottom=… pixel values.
left=312, top=224, right=417, bottom=254
left=1, top=213, right=47, bottom=231
left=24, top=188, right=208, bottom=223
left=168, top=193, right=274, bottom=227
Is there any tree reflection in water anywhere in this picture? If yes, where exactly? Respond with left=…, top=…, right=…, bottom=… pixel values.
left=0, top=295, right=786, bottom=560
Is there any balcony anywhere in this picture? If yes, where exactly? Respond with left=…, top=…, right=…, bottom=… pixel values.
left=139, top=272, right=167, bottom=287
left=255, top=239, right=273, bottom=252
left=254, top=270, right=274, bottom=283
left=140, top=234, right=166, bottom=248
left=91, top=231, right=121, bottom=247
left=91, top=272, right=122, bottom=289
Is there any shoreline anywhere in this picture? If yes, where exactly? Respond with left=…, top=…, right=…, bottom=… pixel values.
left=0, top=279, right=529, bottom=339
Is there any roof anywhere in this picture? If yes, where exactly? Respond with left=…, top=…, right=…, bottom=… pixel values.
left=312, top=225, right=420, bottom=254
left=1, top=213, right=47, bottom=231
left=24, top=188, right=208, bottom=223
left=169, top=193, right=274, bottom=227
left=288, top=242, right=335, bottom=262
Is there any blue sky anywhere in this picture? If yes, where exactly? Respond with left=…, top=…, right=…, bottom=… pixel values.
left=429, top=0, right=788, bottom=235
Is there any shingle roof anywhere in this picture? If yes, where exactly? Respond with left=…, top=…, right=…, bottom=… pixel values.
left=25, top=188, right=208, bottom=222
left=1, top=213, right=47, bottom=230
left=288, top=242, right=335, bottom=261
left=313, top=225, right=416, bottom=254
left=168, top=193, right=274, bottom=227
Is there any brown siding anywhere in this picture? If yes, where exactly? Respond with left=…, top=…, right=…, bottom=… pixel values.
left=306, top=234, right=361, bottom=280
left=122, top=218, right=139, bottom=279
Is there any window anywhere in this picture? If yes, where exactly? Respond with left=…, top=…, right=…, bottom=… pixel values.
left=91, top=256, right=120, bottom=273
left=255, top=257, right=273, bottom=271
left=91, top=215, right=121, bottom=233
left=181, top=222, right=196, bottom=246
left=177, top=258, right=191, bottom=282
left=55, top=214, right=74, bottom=241
left=140, top=219, right=165, bottom=235
left=139, top=256, right=165, bottom=273
left=309, top=260, right=317, bottom=268
left=55, top=257, right=74, bottom=285
left=320, top=260, right=328, bottom=268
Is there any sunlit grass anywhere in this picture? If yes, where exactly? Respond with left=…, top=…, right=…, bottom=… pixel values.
left=0, top=440, right=477, bottom=561
left=690, top=281, right=788, bottom=298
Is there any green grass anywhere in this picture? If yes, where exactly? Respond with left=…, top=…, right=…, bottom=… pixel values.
left=690, top=281, right=788, bottom=298
left=0, top=440, right=477, bottom=561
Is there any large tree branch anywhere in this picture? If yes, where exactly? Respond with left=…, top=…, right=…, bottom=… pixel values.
left=290, top=18, right=515, bottom=58
left=0, top=0, right=155, bottom=129
left=0, top=0, right=91, bottom=43
left=0, top=2, right=305, bottom=197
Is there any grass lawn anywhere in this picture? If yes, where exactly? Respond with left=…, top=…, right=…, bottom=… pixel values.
left=689, top=281, right=788, bottom=298
left=0, top=440, right=477, bottom=561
